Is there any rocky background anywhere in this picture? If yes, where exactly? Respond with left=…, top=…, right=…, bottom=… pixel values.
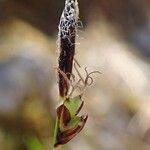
left=0, top=0, right=150, bottom=150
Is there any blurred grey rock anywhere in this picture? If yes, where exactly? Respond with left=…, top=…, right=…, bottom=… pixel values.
left=0, top=54, right=53, bottom=114
left=130, top=26, right=150, bottom=58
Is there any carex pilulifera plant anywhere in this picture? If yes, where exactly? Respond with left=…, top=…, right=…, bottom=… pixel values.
left=53, top=0, right=100, bottom=149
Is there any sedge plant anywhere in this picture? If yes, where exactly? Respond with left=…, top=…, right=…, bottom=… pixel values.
left=53, top=0, right=100, bottom=149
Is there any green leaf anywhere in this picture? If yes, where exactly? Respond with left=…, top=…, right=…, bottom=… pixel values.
left=64, top=96, right=83, bottom=117
left=67, top=116, right=81, bottom=128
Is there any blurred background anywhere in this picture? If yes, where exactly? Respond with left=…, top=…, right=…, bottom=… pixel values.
left=0, top=0, right=150, bottom=150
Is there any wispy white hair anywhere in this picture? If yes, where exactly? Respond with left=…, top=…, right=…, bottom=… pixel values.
left=58, top=0, right=79, bottom=39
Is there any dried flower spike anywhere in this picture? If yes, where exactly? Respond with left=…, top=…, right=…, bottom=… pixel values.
left=58, top=0, right=79, bottom=97
left=53, top=0, right=88, bottom=148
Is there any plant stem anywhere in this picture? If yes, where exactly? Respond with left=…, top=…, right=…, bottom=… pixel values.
left=53, top=117, right=59, bottom=148
left=53, top=0, right=79, bottom=148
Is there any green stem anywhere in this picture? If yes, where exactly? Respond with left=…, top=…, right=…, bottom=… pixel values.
left=53, top=117, right=59, bottom=148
